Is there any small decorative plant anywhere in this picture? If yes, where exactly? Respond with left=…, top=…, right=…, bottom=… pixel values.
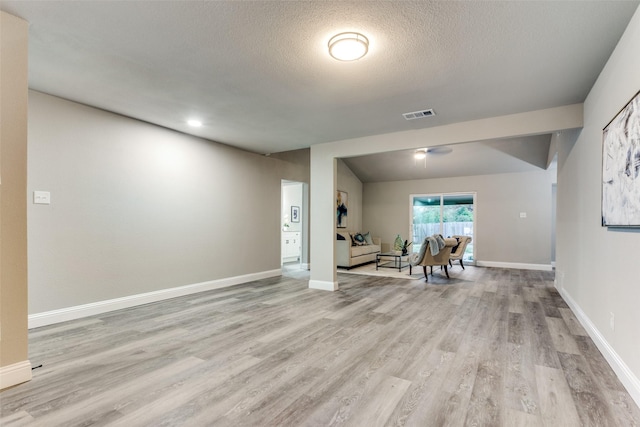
left=394, top=235, right=412, bottom=255
left=401, top=240, right=412, bottom=256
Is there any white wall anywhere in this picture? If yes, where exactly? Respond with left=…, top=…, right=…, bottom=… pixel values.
left=28, top=91, right=308, bottom=315
left=556, top=6, right=640, bottom=404
left=363, top=169, right=556, bottom=266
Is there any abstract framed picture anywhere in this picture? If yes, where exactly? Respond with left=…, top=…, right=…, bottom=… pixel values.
left=602, top=89, right=640, bottom=227
left=291, top=206, right=300, bottom=223
left=336, top=190, right=348, bottom=228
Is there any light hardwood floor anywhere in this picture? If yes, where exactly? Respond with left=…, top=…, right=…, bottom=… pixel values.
left=1, top=266, right=639, bottom=426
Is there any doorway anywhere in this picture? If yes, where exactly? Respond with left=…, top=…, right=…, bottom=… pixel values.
left=410, top=192, right=476, bottom=263
left=281, top=180, right=306, bottom=268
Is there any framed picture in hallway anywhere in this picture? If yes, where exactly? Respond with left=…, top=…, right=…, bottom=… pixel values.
left=291, top=206, right=300, bottom=223
left=602, top=89, right=640, bottom=227
left=337, top=190, right=348, bottom=228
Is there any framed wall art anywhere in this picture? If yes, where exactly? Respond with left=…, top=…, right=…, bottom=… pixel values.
left=291, top=206, right=300, bottom=223
left=602, top=89, right=640, bottom=227
left=336, top=190, right=348, bottom=228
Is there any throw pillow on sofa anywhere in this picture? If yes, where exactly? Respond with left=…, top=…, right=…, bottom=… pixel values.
left=363, top=231, right=374, bottom=245
left=351, top=233, right=367, bottom=246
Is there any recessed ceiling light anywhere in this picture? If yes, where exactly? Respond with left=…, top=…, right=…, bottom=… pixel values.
left=328, top=32, right=369, bottom=61
left=187, top=119, right=202, bottom=127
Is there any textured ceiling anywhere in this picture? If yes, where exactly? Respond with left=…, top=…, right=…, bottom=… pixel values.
left=1, top=1, right=638, bottom=164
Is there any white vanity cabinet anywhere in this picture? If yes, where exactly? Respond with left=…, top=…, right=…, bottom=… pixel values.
left=282, top=231, right=301, bottom=262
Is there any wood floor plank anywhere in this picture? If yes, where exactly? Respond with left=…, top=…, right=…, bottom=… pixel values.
left=522, top=300, right=561, bottom=369
left=387, top=349, right=457, bottom=426
left=29, top=356, right=205, bottom=426
left=423, top=332, right=482, bottom=427
left=0, top=410, right=35, bottom=426
left=344, top=373, right=412, bottom=427
left=437, top=295, right=481, bottom=353
left=109, top=355, right=262, bottom=426
left=546, top=316, right=581, bottom=355
left=372, top=291, right=409, bottom=314
left=559, top=307, right=589, bottom=337
left=464, top=331, right=506, bottom=426
left=503, top=342, right=539, bottom=416
left=1, top=266, right=638, bottom=426
left=503, top=407, right=542, bottom=426
left=557, top=351, right=617, bottom=427
left=535, top=365, right=582, bottom=426
left=509, top=294, right=525, bottom=314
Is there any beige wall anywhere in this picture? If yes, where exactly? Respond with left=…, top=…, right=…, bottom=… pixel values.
left=0, top=11, right=31, bottom=386
left=556, top=6, right=640, bottom=403
left=363, top=169, right=556, bottom=265
left=28, top=91, right=308, bottom=314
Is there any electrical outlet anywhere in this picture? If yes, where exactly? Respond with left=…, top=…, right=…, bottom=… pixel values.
left=34, top=191, right=51, bottom=205
left=610, top=312, right=615, bottom=331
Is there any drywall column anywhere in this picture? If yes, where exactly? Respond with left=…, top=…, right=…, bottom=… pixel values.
left=301, top=182, right=310, bottom=269
left=308, top=145, right=338, bottom=291
left=0, top=11, right=32, bottom=389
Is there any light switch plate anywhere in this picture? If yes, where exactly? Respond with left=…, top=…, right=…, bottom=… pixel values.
left=34, top=191, right=51, bottom=205
left=519, top=212, right=527, bottom=218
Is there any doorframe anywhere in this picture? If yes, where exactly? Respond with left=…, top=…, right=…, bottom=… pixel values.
left=281, top=180, right=309, bottom=269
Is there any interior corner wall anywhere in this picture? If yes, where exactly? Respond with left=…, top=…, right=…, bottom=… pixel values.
left=363, top=169, right=555, bottom=265
left=0, top=11, right=30, bottom=380
left=27, top=91, right=308, bottom=315
left=337, top=159, right=363, bottom=233
left=556, top=5, right=640, bottom=403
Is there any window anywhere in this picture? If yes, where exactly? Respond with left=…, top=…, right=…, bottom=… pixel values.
left=410, top=193, right=475, bottom=262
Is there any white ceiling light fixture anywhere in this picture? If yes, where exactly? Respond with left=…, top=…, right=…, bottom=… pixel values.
left=414, top=147, right=452, bottom=168
left=187, top=119, right=202, bottom=127
left=414, top=149, right=427, bottom=160
left=328, top=32, right=369, bottom=61
left=414, top=149, right=427, bottom=168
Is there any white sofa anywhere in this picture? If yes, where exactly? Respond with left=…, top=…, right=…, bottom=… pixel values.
left=336, top=231, right=382, bottom=268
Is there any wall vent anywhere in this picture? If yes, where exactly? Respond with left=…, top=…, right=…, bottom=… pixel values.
left=403, top=109, right=435, bottom=120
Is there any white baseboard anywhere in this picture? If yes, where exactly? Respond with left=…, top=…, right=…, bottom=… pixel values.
left=558, top=286, right=640, bottom=408
left=29, top=269, right=282, bottom=329
left=476, top=260, right=553, bottom=271
left=308, top=279, right=338, bottom=291
left=300, top=263, right=310, bottom=270
left=0, top=360, right=32, bottom=390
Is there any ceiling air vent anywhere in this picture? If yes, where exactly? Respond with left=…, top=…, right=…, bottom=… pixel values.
left=403, top=109, right=435, bottom=120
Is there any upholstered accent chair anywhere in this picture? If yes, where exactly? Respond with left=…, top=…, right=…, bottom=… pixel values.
left=411, top=236, right=457, bottom=281
left=449, top=235, right=472, bottom=269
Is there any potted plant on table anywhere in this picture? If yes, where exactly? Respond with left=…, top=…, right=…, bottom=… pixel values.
left=393, top=235, right=412, bottom=256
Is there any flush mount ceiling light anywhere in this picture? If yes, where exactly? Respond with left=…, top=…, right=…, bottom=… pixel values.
left=187, top=119, right=202, bottom=127
left=328, top=32, right=369, bottom=61
left=414, top=149, right=427, bottom=160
